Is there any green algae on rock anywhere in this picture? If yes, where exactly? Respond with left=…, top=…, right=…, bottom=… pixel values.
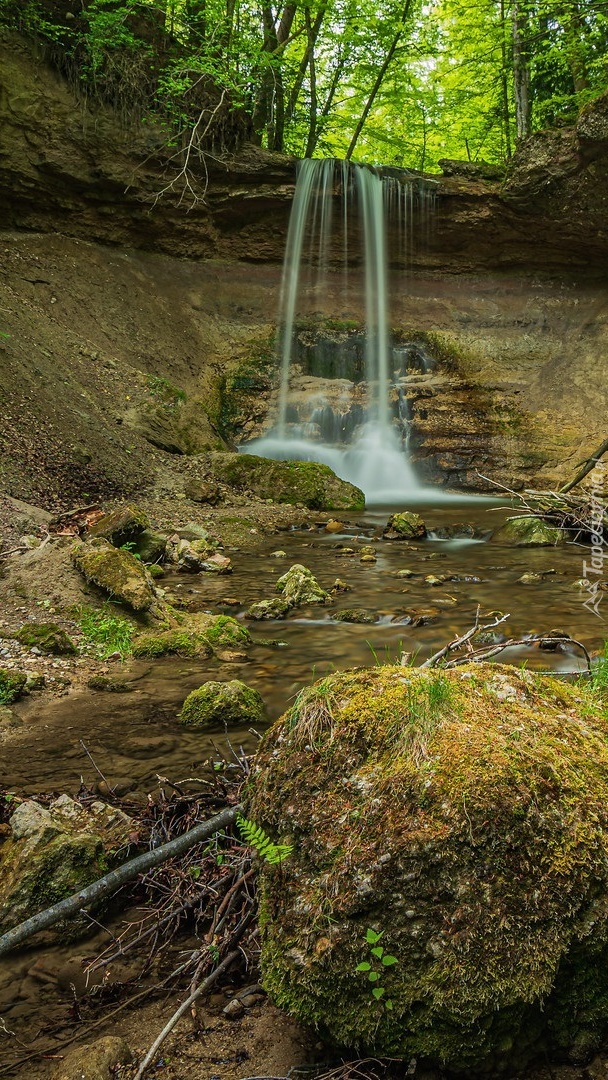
left=132, top=628, right=213, bottom=659
left=492, top=515, right=566, bottom=546
left=246, top=598, right=293, bottom=620
left=71, top=539, right=157, bottom=612
left=180, top=679, right=265, bottom=728
left=383, top=512, right=427, bottom=539
left=189, top=613, right=252, bottom=648
left=247, top=663, right=608, bottom=1072
left=208, top=453, right=365, bottom=511
left=276, top=564, right=330, bottom=606
left=13, top=622, right=76, bottom=655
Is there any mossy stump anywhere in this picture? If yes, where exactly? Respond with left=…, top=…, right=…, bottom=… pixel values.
left=248, top=664, right=608, bottom=1072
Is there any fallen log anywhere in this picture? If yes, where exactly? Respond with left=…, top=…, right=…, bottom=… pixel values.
left=0, top=803, right=241, bottom=958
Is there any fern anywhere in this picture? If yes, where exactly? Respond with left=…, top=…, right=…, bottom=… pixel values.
left=237, top=814, right=292, bottom=865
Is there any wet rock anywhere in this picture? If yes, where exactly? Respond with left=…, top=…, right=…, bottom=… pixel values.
left=269, top=550, right=287, bottom=558
left=184, top=478, right=222, bottom=504
left=492, top=516, right=566, bottom=546
left=383, top=512, right=427, bottom=540
left=249, top=663, right=608, bottom=1071
left=517, top=572, right=544, bottom=584
left=177, top=523, right=215, bottom=542
left=189, top=613, right=252, bottom=649
left=331, top=578, right=351, bottom=593
left=199, top=551, right=232, bottom=574
left=1, top=797, right=133, bottom=935
left=72, top=539, right=157, bottom=612
left=134, top=528, right=168, bottom=564
left=276, top=564, right=330, bottom=606
left=208, top=452, right=365, bottom=511
left=86, top=504, right=149, bottom=546
left=51, top=1035, right=132, bottom=1080
left=396, top=569, right=415, bottom=578
left=180, top=679, right=265, bottom=728
left=325, top=520, right=344, bottom=533
left=359, top=554, right=377, bottom=564
left=424, top=575, right=447, bottom=586
left=332, top=610, right=376, bottom=624
left=430, top=523, right=479, bottom=540
left=0, top=669, right=27, bottom=704
left=147, top=563, right=165, bottom=578
left=246, top=598, right=292, bottom=620
left=13, top=622, right=76, bottom=655
left=132, top=629, right=212, bottom=659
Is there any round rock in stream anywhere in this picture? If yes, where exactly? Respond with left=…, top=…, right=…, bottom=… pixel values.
left=180, top=679, right=265, bottom=728
left=248, top=664, right=608, bottom=1072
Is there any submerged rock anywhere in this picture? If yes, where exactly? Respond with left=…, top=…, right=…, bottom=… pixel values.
left=383, top=512, right=427, bottom=540
left=208, top=453, right=365, bottom=511
left=276, top=564, right=330, bottom=606
left=332, top=609, right=376, bottom=624
left=492, top=515, right=566, bottom=546
left=248, top=664, right=608, bottom=1071
left=72, top=539, right=157, bottom=612
left=180, top=679, right=265, bottom=728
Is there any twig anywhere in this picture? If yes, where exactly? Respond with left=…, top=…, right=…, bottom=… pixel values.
left=80, top=740, right=113, bottom=792
left=420, top=609, right=510, bottom=668
left=133, top=948, right=240, bottom=1080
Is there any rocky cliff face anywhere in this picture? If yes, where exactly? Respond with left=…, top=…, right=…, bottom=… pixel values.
left=1, top=30, right=607, bottom=502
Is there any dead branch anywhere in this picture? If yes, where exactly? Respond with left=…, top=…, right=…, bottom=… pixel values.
left=0, top=804, right=241, bottom=958
left=559, top=437, right=608, bottom=494
left=419, top=610, right=511, bottom=668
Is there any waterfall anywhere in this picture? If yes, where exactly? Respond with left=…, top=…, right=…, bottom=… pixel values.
left=244, top=159, right=441, bottom=506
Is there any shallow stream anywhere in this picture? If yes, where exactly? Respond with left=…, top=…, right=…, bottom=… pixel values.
left=2, top=498, right=605, bottom=796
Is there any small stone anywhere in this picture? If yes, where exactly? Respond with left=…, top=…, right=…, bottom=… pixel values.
left=396, top=569, right=414, bottom=578
left=331, top=578, right=352, bottom=593
left=359, top=554, right=377, bottom=564
left=325, top=520, right=344, bottom=533
left=517, top=572, right=543, bottom=584
left=223, top=997, right=245, bottom=1019
left=269, top=550, right=287, bottom=558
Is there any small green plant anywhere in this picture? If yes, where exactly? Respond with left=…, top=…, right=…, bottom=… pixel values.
left=356, top=928, right=398, bottom=1009
left=146, top=375, right=186, bottom=407
left=76, top=605, right=134, bottom=659
left=119, top=541, right=141, bottom=560
left=237, top=814, right=292, bottom=865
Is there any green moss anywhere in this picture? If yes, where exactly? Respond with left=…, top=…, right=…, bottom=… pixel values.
left=209, top=453, right=365, bottom=511
left=201, top=614, right=251, bottom=648
left=132, top=629, right=212, bottom=658
left=492, top=515, right=566, bottom=546
left=14, top=622, right=76, bottom=655
left=72, top=540, right=156, bottom=612
left=0, top=833, right=106, bottom=934
left=248, top=664, right=608, bottom=1071
left=180, top=679, right=266, bottom=728
left=0, top=669, right=27, bottom=705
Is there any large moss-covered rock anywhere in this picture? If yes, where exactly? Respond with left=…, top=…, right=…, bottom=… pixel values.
left=72, top=539, right=156, bottom=611
left=14, top=622, right=76, bottom=655
left=86, top=504, right=149, bottom=546
left=181, top=679, right=265, bottom=728
left=248, top=664, right=608, bottom=1072
left=276, top=564, right=330, bottom=606
left=188, top=613, right=252, bottom=648
left=208, top=453, right=365, bottom=511
left=132, top=629, right=213, bottom=659
left=492, top=515, right=566, bottom=546
left=383, top=511, right=427, bottom=539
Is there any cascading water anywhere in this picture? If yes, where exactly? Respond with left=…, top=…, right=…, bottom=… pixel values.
left=244, top=158, right=446, bottom=506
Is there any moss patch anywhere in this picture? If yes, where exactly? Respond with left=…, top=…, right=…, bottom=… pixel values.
left=132, top=629, right=212, bottom=659
left=72, top=540, right=156, bottom=612
left=0, top=669, right=27, bottom=705
left=248, top=664, right=608, bottom=1072
left=14, top=622, right=76, bottom=655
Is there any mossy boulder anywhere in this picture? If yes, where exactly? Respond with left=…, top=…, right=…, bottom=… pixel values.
left=14, top=622, right=76, bottom=655
left=208, top=453, right=365, bottom=511
left=72, top=539, right=157, bottom=612
left=492, top=515, right=566, bottom=546
left=331, top=609, right=376, bottom=624
left=135, top=528, right=168, bottom=564
left=383, top=511, right=427, bottom=539
left=180, top=679, right=265, bottom=728
left=248, top=664, right=608, bottom=1072
left=0, top=669, right=27, bottom=705
left=276, top=564, right=330, bottom=606
left=86, top=504, right=149, bottom=546
left=132, top=629, right=212, bottom=659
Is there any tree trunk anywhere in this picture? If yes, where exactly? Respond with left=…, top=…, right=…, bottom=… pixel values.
left=500, top=0, right=513, bottom=157
left=345, top=0, right=413, bottom=161
left=512, top=0, right=531, bottom=139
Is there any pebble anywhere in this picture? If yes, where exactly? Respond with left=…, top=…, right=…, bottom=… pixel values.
left=223, top=997, right=245, bottom=1019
